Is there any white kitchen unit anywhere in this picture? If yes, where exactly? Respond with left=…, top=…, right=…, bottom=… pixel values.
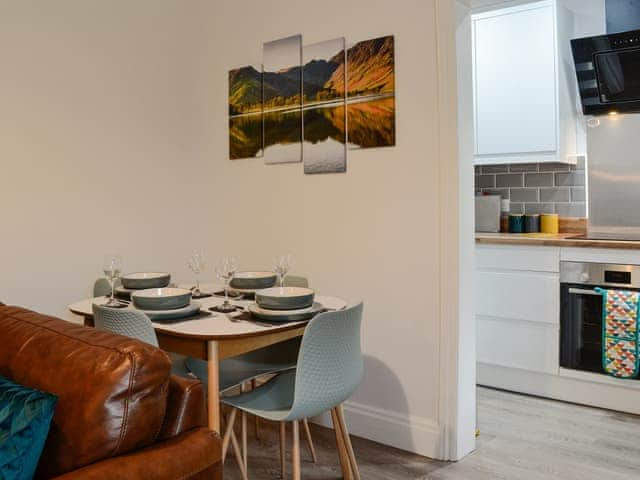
left=472, top=0, right=579, bottom=165
left=476, top=243, right=640, bottom=414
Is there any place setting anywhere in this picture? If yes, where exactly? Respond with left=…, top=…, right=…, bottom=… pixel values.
left=91, top=253, right=346, bottom=326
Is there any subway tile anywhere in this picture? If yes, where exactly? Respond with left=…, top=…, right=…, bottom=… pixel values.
left=509, top=163, right=538, bottom=173
left=481, top=165, right=509, bottom=174
left=555, top=203, right=586, bottom=217
left=482, top=188, right=510, bottom=199
left=510, top=188, right=538, bottom=202
left=539, top=187, right=571, bottom=203
left=475, top=175, right=495, bottom=189
left=509, top=202, right=524, bottom=214
left=571, top=187, right=586, bottom=202
left=496, top=173, right=524, bottom=188
left=556, top=171, right=585, bottom=187
left=524, top=203, right=555, bottom=214
left=524, top=173, right=554, bottom=187
left=539, top=162, right=570, bottom=172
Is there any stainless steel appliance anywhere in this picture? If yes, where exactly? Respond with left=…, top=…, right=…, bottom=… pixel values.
left=572, top=29, right=640, bottom=116
left=560, top=261, right=640, bottom=376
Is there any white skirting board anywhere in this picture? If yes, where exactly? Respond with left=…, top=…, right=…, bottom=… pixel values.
left=312, top=400, right=443, bottom=459
left=478, top=362, right=640, bottom=415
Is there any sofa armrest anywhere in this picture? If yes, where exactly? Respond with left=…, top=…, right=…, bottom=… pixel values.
left=158, top=375, right=207, bottom=440
left=52, top=428, right=221, bottom=480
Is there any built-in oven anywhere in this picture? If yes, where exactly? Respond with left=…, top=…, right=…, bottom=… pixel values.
left=560, top=261, right=640, bottom=376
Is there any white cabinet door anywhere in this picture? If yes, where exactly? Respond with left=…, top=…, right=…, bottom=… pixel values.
left=473, top=1, right=557, bottom=157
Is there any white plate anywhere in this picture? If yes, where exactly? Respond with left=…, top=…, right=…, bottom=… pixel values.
left=137, top=301, right=201, bottom=320
left=248, top=302, right=325, bottom=322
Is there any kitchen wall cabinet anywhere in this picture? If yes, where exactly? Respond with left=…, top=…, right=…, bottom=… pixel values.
left=472, top=0, right=578, bottom=165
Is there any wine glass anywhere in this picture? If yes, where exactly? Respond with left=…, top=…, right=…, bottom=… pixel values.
left=102, top=254, right=123, bottom=307
left=215, top=257, right=238, bottom=312
left=274, top=253, right=292, bottom=288
left=188, top=251, right=206, bottom=297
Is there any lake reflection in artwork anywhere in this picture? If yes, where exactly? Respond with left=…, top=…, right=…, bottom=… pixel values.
left=229, top=113, right=263, bottom=160
left=263, top=109, right=302, bottom=164
left=303, top=104, right=346, bottom=174
left=347, top=96, right=396, bottom=149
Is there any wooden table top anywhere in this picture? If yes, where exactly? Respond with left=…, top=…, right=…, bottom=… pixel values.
left=68, top=290, right=347, bottom=341
left=475, top=232, right=640, bottom=250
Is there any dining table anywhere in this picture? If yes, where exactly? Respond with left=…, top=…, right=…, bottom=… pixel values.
left=68, top=284, right=347, bottom=435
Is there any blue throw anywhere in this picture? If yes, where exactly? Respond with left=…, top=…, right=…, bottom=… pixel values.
left=0, top=376, right=57, bottom=480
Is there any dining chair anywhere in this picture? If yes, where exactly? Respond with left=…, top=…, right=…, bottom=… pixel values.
left=92, top=304, right=249, bottom=479
left=93, top=278, right=121, bottom=297
left=221, top=302, right=364, bottom=480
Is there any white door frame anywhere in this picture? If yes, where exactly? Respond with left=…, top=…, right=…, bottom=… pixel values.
left=434, top=0, right=477, bottom=461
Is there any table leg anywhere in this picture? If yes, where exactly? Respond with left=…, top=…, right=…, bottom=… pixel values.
left=207, top=341, right=220, bottom=433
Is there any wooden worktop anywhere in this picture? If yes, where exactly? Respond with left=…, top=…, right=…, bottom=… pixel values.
left=475, top=232, right=640, bottom=250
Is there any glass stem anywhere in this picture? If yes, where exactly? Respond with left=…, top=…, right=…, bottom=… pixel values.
left=111, top=279, right=115, bottom=300
left=280, top=274, right=285, bottom=288
left=224, top=281, right=229, bottom=304
left=195, top=276, right=200, bottom=293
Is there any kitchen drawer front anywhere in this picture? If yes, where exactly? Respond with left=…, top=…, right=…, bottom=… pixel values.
left=477, top=315, right=559, bottom=374
left=476, top=245, right=560, bottom=272
left=475, top=270, right=559, bottom=324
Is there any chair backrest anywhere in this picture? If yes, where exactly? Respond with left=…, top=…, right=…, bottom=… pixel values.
left=285, top=302, right=364, bottom=421
left=93, top=278, right=121, bottom=297
left=92, top=304, right=159, bottom=347
left=284, top=275, right=309, bottom=288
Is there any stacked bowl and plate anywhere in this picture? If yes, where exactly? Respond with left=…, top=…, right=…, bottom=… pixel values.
left=249, top=286, right=321, bottom=322
left=119, top=273, right=200, bottom=320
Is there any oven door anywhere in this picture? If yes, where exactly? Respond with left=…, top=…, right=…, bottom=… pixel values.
left=560, top=283, right=640, bottom=376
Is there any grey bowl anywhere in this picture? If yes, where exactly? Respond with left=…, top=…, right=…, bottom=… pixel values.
left=132, top=288, right=192, bottom=311
left=255, top=287, right=315, bottom=311
left=230, top=271, right=277, bottom=290
left=121, top=272, right=171, bottom=289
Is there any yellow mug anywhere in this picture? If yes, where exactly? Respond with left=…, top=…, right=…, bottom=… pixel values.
left=540, top=214, right=559, bottom=234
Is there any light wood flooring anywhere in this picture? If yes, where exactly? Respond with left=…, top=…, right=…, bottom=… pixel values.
left=224, top=387, right=640, bottom=479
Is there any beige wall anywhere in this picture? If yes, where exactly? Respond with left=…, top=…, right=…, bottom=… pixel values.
left=1, top=1, right=212, bottom=319
left=206, top=0, right=463, bottom=457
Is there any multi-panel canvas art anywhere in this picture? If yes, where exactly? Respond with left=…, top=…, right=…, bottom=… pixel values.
left=262, top=34, right=302, bottom=164
left=302, top=38, right=346, bottom=174
left=347, top=35, right=396, bottom=149
left=227, top=33, right=395, bottom=172
left=228, top=65, right=263, bottom=160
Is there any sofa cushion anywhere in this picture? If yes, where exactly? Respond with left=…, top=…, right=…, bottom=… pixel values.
left=0, top=375, right=57, bottom=480
left=0, top=306, right=171, bottom=478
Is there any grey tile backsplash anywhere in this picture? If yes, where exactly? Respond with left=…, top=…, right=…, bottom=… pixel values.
left=475, top=160, right=586, bottom=217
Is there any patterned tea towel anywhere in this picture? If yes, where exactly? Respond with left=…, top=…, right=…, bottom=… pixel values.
left=596, top=288, right=640, bottom=379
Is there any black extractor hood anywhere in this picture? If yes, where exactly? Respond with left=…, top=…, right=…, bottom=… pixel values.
left=571, top=0, right=640, bottom=115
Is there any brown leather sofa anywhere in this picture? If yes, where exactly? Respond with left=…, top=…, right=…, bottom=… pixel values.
left=0, top=305, right=222, bottom=479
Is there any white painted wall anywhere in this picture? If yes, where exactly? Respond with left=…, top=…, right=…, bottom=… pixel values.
left=0, top=1, right=212, bottom=320
left=205, top=0, right=466, bottom=459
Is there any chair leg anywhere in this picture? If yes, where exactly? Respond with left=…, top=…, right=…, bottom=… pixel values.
left=222, top=408, right=238, bottom=462
left=279, top=421, right=286, bottom=479
left=252, top=379, right=260, bottom=440
left=231, top=424, right=249, bottom=480
left=302, top=418, right=317, bottom=463
left=331, top=408, right=353, bottom=480
left=292, top=420, right=301, bottom=480
left=336, top=405, right=360, bottom=480
left=241, top=383, right=248, bottom=471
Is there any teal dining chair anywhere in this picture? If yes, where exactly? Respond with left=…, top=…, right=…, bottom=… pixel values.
left=92, top=304, right=250, bottom=479
left=186, top=274, right=319, bottom=473
left=93, top=278, right=121, bottom=297
left=220, top=302, right=364, bottom=480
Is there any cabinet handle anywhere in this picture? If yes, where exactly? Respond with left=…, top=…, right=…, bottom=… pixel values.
left=568, top=288, right=601, bottom=296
